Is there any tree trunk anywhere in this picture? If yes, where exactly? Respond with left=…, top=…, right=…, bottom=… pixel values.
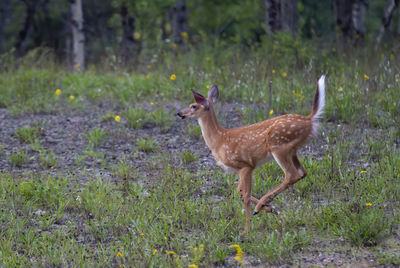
left=281, top=0, right=298, bottom=38
left=376, top=0, right=399, bottom=48
left=15, top=1, right=38, bottom=57
left=333, top=0, right=353, bottom=47
left=0, top=0, right=11, bottom=54
left=171, top=0, right=187, bottom=49
left=69, top=0, right=85, bottom=71
left=265, top=0, right=281, bottom=37
left=352, top=0, right=367, bottom=40
left=265, top=0, right=298, bottom=38
left=398, top=4, right=400, bottom=37
left=120, top=3, right=137, bottom=65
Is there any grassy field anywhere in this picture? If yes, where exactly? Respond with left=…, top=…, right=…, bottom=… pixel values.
left=0, top=43, right=400, bottom=267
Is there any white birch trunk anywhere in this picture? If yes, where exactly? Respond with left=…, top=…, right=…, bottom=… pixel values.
left=70, top=0, right=84, bottom=71
left=376, top=0, right=399, bottom=48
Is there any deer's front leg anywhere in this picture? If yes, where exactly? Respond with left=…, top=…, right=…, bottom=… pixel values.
left=237, top=167, right=254, bottom=234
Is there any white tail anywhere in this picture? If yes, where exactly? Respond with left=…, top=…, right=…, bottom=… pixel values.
left=177, top=76, right=326, bottom=234
left=311, top=75, right=326, bottom=136
left=314, top=75, right=326, bottom=120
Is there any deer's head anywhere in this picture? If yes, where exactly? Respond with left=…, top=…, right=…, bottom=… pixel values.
left=177, top=85, right=219, bottom=119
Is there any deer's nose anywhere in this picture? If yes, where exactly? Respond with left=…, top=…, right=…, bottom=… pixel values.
left=176, top=112, right=185, bottom=119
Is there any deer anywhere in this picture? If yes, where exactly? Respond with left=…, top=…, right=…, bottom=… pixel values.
left=177, top=75, right=326, bottom=234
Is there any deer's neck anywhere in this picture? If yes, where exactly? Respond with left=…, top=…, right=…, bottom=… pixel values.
left=198, top=107, right=224, bottom=150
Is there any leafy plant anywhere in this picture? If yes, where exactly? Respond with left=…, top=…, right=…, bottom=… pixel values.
left=124, top=107, right=147, bottom=129
left=113, top=158, right=137, bottom=181
left=180, top=150, right=198, bottom=164
left=149, top=108, right=171, bottom=129
left=85, top=128, right=107, bottom=147
left=9, top=150, right=28, bottom=167
left=186, top=123, right=202, bottom=140
left=15, top=125, right=41, bottom=143
left=136, top=137, right=157, bottom=152
left=332, top=203, right=393, bottom=247
left=39, top=149, right=59, bottom=169
left=101, top=111, right=117, bottom=122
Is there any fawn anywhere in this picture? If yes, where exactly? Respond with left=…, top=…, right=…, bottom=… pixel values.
left=177, top=75, right=325, bottom=234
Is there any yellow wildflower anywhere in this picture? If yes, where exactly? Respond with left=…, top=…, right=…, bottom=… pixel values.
left=338, top=87, right=343, bottom=92
left=364, top=74, right=369, bottom=80
left=230, top=244, right=244, bottom=256
left=272, top=69, right=276, bottom=74
left=365, top=203, right=372, bottom=207
left=206, top=85, right=210, bottom=89
left=150, top=101, right=154, bottom=105
left=75, top=62, right=80, bottom=67
left=146, top=64, right=151, bottom=69
left=234, top=256, right=244, bottom=264
left=269, top=109, right=274, bottom=115
left=205, top=56, right=211, bottom=62
left=181, top=31, right=188, bottom=38
left=360, top=170, right=367, bottom=173
left=282, top=72, right=287, bottom=78
left=140, top=233, right=144, bottom=236
left=133, top=32, right=141, bottom=40
left=115, top=115, right=121, bottom=122
left=69, top=95, right=75, bottom=100
left=170, top=74, right=176, bottom=80
left=55, top=89, right=61, bottom=96
left=188, top=265, right=198, bottom=268
left=146, top=74, right=150, bottom=79
left=116, top=252, right=122, bottom=257
left=173, top=43, right=178, bottom=50
left=166, top=250, right=176, bottom=255
left=152, top=249, right=157, bottom=255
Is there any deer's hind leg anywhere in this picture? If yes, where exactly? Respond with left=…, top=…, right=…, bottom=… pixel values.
left=292, top=150, right=307, bottom=180
left=254, top=149, right=304, bottom=213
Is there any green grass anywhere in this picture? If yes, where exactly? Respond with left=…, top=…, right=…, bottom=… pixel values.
left=8, top=150, right=29, bottom=167
left=124, top=107, right=147, bottom=129
left=38, top=149, right=59, bottom=169
left=1, top=144, right=398, bottom=266
left=85, top=128, right=107, bottom=147
left=186, top=123, right=202, bottom=140
left=0, top=42, right=399, bottom=127
left=112, top=157, right=137, bottom=181
left=180, top=149, right=199, bottom=164
left=136, top=137, right=157, bottom=153
left=15, top=125, right=42, bottom=143
left=0, top=41, right=400, bottom=266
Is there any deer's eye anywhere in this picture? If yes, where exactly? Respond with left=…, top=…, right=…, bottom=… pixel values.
left=191, top=105, right=197, bottom=110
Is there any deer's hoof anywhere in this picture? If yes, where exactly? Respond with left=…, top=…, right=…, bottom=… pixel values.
left=252, top=211, right=259, bottom=216
left=270, top=207, right=280, bottom=215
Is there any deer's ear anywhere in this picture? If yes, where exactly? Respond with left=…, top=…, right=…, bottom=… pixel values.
left=191, top=89, right=209, bottom=108
left=208, top=84, right=219, bottom=104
